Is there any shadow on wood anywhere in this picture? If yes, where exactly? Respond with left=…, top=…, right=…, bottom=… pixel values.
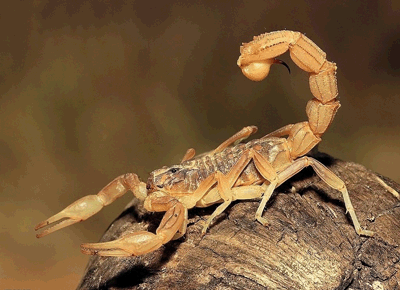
left=77, top=153, right=400, bottom=290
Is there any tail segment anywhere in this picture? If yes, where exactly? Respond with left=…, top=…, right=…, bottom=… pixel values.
left=237, top=30, right=340, bottom=159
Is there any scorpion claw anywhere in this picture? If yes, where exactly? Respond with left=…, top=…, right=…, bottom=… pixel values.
left=35, top=218, right=81, bottom=238
left=80, top=231, right=164, bottom=257
left=35, top=195, right=105, bottom=238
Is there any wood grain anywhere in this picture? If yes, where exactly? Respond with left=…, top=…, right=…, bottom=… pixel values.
left=77, top=153, right=400, bottom=290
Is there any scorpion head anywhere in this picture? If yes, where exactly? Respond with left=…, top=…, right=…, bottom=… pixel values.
left=146, top=164, right=199, bottom=194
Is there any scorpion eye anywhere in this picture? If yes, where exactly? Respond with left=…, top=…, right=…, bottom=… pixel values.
left=170, top=168, right=179, bottom=173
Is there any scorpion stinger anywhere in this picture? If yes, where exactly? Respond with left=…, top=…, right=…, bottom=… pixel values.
left=237, top=30, right=373, bottom=236
left=275, top=59, right=291, bottom=74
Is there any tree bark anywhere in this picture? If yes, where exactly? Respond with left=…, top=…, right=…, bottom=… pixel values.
left=76, top=152, right=400, bottom=290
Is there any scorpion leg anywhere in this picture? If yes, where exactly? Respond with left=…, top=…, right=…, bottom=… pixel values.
left=181, top=148, right=196, bottom=162
left=213, top=126, right=258, bottom=153
left=201, top=152, right=256, bottom=235
left=277, top=157, right=374, bottom=236
left=200, top=172, right=236, bottom=236
left=181, top=126, right=258, bottom=162
left=81, top=196, right=187, bottom=256
left=201, top=148, right=278, bottom=234
left=35, top=173, right=147, bottom=238
left=374, top=176, right=399, bottom=200
left=262, top=124, right=294, bottom=138
left=251, top=149, right=279, bottom=226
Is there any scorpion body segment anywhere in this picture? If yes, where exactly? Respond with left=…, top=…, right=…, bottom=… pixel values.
left=36, top=30, right=397, bottom=257
left=238, top=30, right=340, bottom=159
left=149, top=137, right=291, bottom=195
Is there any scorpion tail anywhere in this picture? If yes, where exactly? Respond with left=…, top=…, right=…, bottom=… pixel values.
left=238, top=30, right=341, bottom=159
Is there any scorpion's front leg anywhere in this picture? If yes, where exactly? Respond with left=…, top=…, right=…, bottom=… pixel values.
left=81, top=196, right=187, bottom=256
left=35, top=173, right=147, bottom=238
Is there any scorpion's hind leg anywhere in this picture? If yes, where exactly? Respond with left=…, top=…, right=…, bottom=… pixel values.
left=35, top=173, right=147, bottom=238
left=81, top=197, right=187, bottom=257
left=374, top=175, right=400, bottom=200
left=250, top=149, right=279, bottom=226
left=277, top=157, right=374, bottom=236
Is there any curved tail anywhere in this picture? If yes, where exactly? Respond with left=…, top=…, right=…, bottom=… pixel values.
left=237, top=30, right=341, bottom=159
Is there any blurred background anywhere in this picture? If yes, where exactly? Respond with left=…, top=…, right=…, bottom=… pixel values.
left=1, top=0, right=399, bottom=289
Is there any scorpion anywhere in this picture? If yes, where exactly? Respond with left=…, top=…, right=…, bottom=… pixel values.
left=35, top=30, right=395, bottom=257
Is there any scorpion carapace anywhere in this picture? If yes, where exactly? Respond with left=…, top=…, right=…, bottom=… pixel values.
left=36, top=30, right=398, bottom=257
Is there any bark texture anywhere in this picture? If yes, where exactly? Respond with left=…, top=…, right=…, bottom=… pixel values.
left=77, top=153, right=400, bottom=290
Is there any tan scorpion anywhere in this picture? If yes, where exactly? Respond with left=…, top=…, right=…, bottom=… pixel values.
left=35, top=30, right=396, bottom=257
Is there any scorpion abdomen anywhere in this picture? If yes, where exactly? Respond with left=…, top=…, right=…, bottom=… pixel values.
left=186, top=137, right=292, bottom=189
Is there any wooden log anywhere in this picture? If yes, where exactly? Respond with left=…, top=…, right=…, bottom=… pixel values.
left=77, top=153, right=400, bottom=290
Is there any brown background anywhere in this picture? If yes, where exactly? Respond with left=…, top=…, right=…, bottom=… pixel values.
left=1, top=1, right=399, bottom=289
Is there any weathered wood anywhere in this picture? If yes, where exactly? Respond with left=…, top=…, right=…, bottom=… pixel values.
left=77, top=153, right=400, bottom=290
